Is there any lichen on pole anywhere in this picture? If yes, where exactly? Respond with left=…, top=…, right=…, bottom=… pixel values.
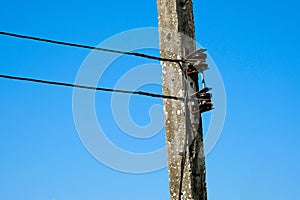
left=157, top=0, right=207, bottom=199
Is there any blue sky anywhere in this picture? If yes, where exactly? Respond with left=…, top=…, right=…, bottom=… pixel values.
left=0, top=0, right=300, bottom=200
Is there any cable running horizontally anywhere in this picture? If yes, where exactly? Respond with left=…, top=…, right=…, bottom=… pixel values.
left=0, top=74, right=184, bottom=101
left=0, top=31, right=184, bottom=63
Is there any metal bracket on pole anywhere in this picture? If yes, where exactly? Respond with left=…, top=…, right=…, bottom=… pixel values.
left=185, top=49, right=214, bottom=114
left=185, top=49, right=209, bottom=72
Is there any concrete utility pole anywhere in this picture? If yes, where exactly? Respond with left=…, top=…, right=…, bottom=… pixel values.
left=157, top=0, right=208, bottom=200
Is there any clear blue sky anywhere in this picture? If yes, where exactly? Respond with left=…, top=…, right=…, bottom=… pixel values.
left=0, top=0, right=300, bottom=200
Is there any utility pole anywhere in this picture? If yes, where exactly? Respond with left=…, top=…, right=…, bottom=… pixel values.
left=157, top=0, right=211, bottom=200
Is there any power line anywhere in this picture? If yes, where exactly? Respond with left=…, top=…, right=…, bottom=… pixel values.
left=0, top=31, right=184, bottom=63
left=0, top=74, right=184, bottom=101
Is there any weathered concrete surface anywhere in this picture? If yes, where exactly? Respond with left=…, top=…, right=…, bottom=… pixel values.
left=157, top=0, right=207, bottom=200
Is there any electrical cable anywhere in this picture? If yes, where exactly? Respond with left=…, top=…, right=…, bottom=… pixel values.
left=0, top=74, right=184, bottom=101
left=0, top=31, right=185, bottom=63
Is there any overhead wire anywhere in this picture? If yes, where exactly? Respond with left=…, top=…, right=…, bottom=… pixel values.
left=0, top=31, right=185, bottom=63
left=0, top=74, right=184, bottom=101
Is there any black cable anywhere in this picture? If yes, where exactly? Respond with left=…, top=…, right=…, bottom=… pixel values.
left=178, top=75, right=189, bottom=200
left=0, top=74, right=184, bottom=101
left=0, top=31, right=184, bottom=63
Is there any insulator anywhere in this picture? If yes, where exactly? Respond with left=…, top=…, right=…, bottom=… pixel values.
left=198, top=87, right=212, bottom=93
left=199, top=102, right=214, bottom=113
